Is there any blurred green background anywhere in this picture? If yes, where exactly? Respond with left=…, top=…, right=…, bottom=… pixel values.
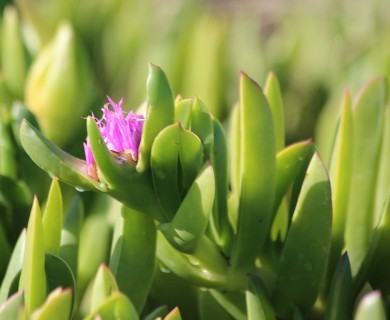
left=1, top=0, right=390, bottom=147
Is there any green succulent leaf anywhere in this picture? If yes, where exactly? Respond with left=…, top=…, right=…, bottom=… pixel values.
left=178, top=125, right=204, bottom=191
left=77, top=209, right=112, bottom=296
left=159, top=164, right=215, bottom=253
left=110, top=206, right=156, bottom=313
left=0, top=290, right=24, bottom=319
left=366, top=193, right=390, bottom=295
left=246, top=274, right=275, bottom=320
left=19, top=120, right=104, bottom=192
left=264, top=71, right=285, bottom=151
left=150, top=123, right=182, bottom=220
left=0, top=108, right=17, bottom=179
left=90, top=264, right=119, bottom=312
left=11, top=102, right=40, bottom=147
left=31, top=288, right=72, bottom=320
left=59, top=196, right=84, bottom=278
left=156, top=232, right=227, bottom=289
left=138, top=63, right=175, bottom=172
left=42, top=178, right=63, bottom=255
left=229, top=104, right=241, bottom=194
left=273, top=152, right=332, bottom=317
left=374, top=105, right=390, bottom=225
left=324, top=253, right=353, bottom=320
left=86, top=292, right=139, bottom=320
left=345, top=78, right=387, bottom=276
left=198, top=290, right=232, bottom=320
left=175, top=98, right=192, bottom=130
left=19, top=198, right=46, bottom=316
left=354, top=291, right=387, bottom=320
left=190, top=98, right=213, bottom=160
left=327, top=92, right=353, bottom=276
left=230, top=72, right=276, bottom=273
left=45, top=253, right=75, bottom=315
left=164, top=307, right=182, bottom=320
left=208, top=290, right=247, bottom=320
left=274, top=140, right=314, bottom=215
left=143, top=305, right=169, bottom=320
left=210, top=116, right=232, bottom=254
left=0, top=230, right=25, bottom=304
left=0, top=175, right=32, bottom=207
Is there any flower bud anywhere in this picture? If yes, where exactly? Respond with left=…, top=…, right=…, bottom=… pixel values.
left=1, top=5, right=28, bottom=98
left=25, top=21, right=93, bottom=147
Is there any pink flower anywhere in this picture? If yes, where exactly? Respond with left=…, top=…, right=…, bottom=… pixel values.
left=84, top=97, right=145, bottom=178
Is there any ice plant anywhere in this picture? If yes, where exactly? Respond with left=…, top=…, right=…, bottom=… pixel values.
left=83, top=97, right=145, bottom=180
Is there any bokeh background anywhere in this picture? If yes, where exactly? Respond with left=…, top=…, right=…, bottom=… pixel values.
left=1, top=0, right=390, bottom=146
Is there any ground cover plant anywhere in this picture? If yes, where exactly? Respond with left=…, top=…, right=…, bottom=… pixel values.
left=0, top=1, right=389, bottom=319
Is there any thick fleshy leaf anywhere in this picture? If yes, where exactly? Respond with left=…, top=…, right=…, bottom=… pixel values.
left=210, top=116, right=232, bottom=254
left=159, top=164, right=215, bottom=253
left=0, top=224, right=11, bottom=281
left=190, top=98, right=213, bottom=160
left=229, top=104, right=241, bottom=194
left=0, top=291, right=24, bottom=319
left=19, top=120, right=104, bottom=192
left=11, top=102, right=40, bottom=147
left=150, top=123, right=181, bottom=220
left=198, top=290, right=232, bottom=320
left=110, top=206, right=156, bottom=313
left=264, top=71, right=285, bottom=151
left=374, top=105, right=390, bottom=223
left=178, top=125, right=203, bottom=191
left=367, top=194, right=390, bottom=295
left=175, top=98, right=192, bottom=130
left=273, top=140, right=314, bottom=215
left=324, top=253, right=353, bottom=320
left=86, top=292, right=139, bottom=320
left=0, top=108, right=17, bottom=179
left=149, top=264, right=199, bottom=318
left=156, top=232, right=228, bottom=289
left=354, top=291, right=386, bottom=320
left=19, top=198, right=46, bottom=316
left=0, top=230, right=25, bottom=304
left=345, top=78, right=386, bottom=276
left=230, top=72, right=276, bottom=273
left=77, top=207, right=112, bottom=296
left=45, top=253, right=75, bottom=314
left=164, top=307, right=182, bottom=320
left=246, top=275, right=275, bottom=320
left=328, top=92, right=353, bottom=275
left=151, top=121, right=203, bottom=219
left=143, top=305, right=169, bottom=320
left=0, top=175, right=32, bottom=208
left=273, top=153, right=332, bottom=317
left=31, top=288, right=72, bottom=320
left=42, top=178, right=63, bottom=254
left=208, top=290, right=246, bottom=320
left=138, top=64, right=175, bottom=172
left=59, top=196, right=84, bottom=277
left=90, top=264, right=119, bottom=312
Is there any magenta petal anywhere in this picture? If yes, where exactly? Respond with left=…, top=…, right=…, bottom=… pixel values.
left=84, top=96, right=145, bottom=176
